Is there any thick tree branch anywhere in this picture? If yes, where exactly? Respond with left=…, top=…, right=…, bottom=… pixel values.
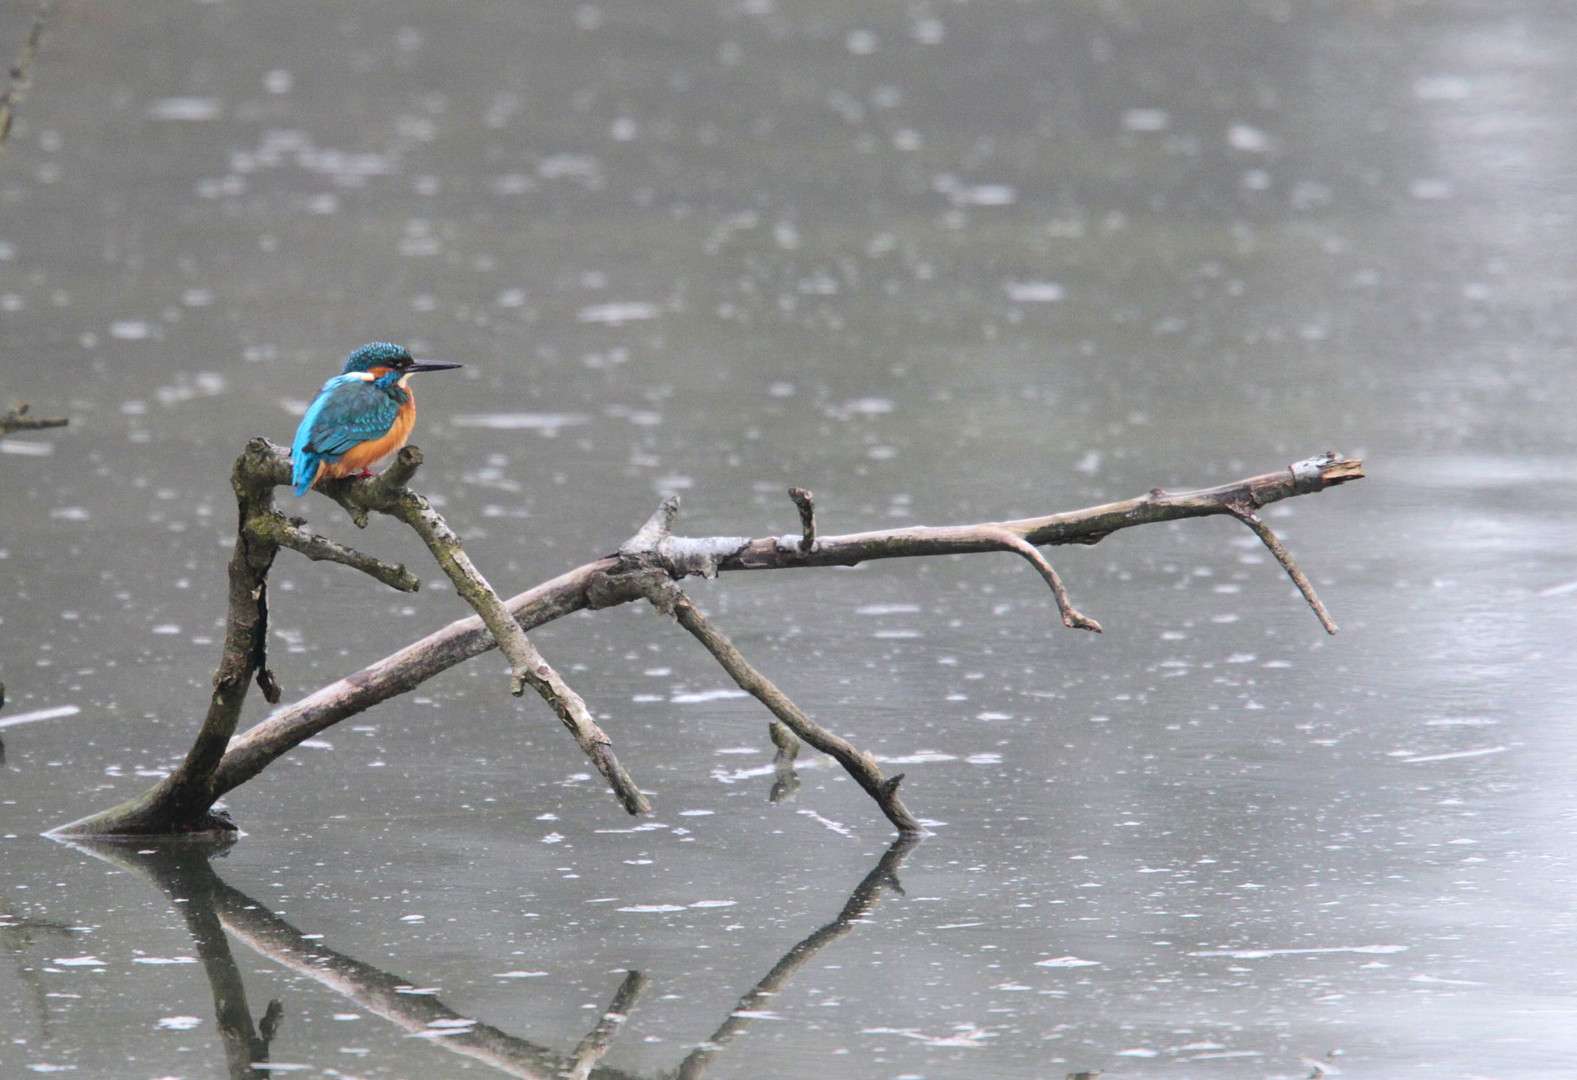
left=55, top=448, right=1363, bottom=838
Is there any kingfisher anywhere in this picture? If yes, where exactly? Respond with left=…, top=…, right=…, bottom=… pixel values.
left=291, top=342, right=463, bottom=497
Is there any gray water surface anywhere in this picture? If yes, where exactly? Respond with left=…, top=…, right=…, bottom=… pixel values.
left=3, top=2, right=1577, bottom=1077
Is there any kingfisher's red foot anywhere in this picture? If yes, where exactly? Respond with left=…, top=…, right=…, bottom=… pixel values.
left=352, top=468, right=374, bottom=479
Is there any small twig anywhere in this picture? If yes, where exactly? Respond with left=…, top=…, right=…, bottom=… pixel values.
left=767, top=719, right=802, bottom=804
left=1224, top=501, right=1338, bottom=635
left=0, top=402, right=67, bottom=435
left=787, top=487, right=816, bottom=554
left=981, top=528, right=1102, bottom=632
left=637, top=574, right=922, bottom=836
left=0, top=1, right=51, bottom=149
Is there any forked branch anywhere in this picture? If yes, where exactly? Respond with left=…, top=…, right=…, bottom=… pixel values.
left=53, top=446, right=1363, bottom=839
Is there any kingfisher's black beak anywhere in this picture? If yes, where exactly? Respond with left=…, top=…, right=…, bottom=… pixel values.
left=407, top=359, right=463, bottom=373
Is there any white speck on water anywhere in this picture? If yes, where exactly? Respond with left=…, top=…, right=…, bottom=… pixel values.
left=0, top=438, right=53, bottom=456
left=1425, top=717, right=1498, bottom=727
left=1036, top=955, right=1100, bottom=968
left=690, top=899, right=736, bottom=908
left=541, top=832, right=566, bottom=844
left=857, top=603, right=922, bottom=616
left=874, top=628, right=921, bottom=639
left=880, top=750, right=957, bottom=764
left=131, top=956, right=196, bottom=965
left=678, top=809, right=715, bottom=816
left=110, top=321, right=151, bottom=340
left=1409, top=973, right=1485, bottom=986
left=1006, top=281, right=1064, bottom=303
left=452, top=412, right=588, bottom=433
left=578, top=301, right=661, bottom=325
left=976, top=712, right=1012, bottom=721
left=156, top=1015, right=203, bottom=1030
left=495, top=970, right=549, bottom=978
left=151, top=625, right=181, bottom=635
left=863, top=1024, right=996, bottom=1048
left=299, top=739, right=333, bottom=749
left=1414, top=75, right=1472, bottom=100
left=1189, top=944, right=1407, bottom=959
left=632, top=693, right=665, bottom=703
left=846, top=29, right=877, bottom=54
left=538, top=153, right=604, bottom=186
left=425, top=1018, right=477, bottom=1030
left=966, top=753, right=1002, bottom=765
left=53, top=956, right=106, bottom=967
left=1122, top=108, right=1170, bottom=131
left=911, top=16, right=946, bottom=44
left=154, top=372, right=227, bottom=406
left=826, top=397, right=894, bottom=420
left=147, top=97, right=223, bottom=121
left=0, top=704, right=79, bottom=729
left=1116, top=1047, right=1159, bottom=1058
left=1397, top=745, right=1507, bottom=764
left=934, top=176, right=1017, bottom=206
left=715, top=747, right=759, bottom=755
left=617, top=904, right=688, bottom=913
left=399, top=914, right=425, bottom=923
left=1227, top=123, right=1269, bottom=152
left=671, top=688, right=749, bottom=704
left=264, top=69, right=293, bottom=94
left=1075, top=450, right=1102, bottom=475
left=797, top=809, right=855, bottom=836
left=1410, top=178, right=1453, bottom=200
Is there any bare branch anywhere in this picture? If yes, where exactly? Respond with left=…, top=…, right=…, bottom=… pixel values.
left=636, top=573, right=923, bottom=836
left=0, top=1, right=51, bottom=150
left=371, top=457, right=648, bottom=814
left=1224, top=501, right=1339, bottom=634
left=980, top=528, right=1102, bottom=632
left=267, top=517, right=420, bottom=592
left=0, top=402, right=67, bottom=435
left=55, top=446, right=1363, bottom=838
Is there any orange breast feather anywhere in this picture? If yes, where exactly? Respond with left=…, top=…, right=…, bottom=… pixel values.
left=320, top=394, right=417, bottom=478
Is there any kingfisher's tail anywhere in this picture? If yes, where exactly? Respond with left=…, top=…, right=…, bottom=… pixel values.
left=291, top=452, right=321, bottom=497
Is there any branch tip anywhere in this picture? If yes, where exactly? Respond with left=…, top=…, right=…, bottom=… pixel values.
left=788, top=487, right=816, bottom=553
left=1225, top=502, right=1339, bottom=634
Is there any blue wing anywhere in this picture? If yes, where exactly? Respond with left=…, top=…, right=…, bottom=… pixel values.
left=291, top=375, right=400, bottom=496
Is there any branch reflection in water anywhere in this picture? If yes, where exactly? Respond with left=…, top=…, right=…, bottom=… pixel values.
left=59, top=834, right=921, bottom=1079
